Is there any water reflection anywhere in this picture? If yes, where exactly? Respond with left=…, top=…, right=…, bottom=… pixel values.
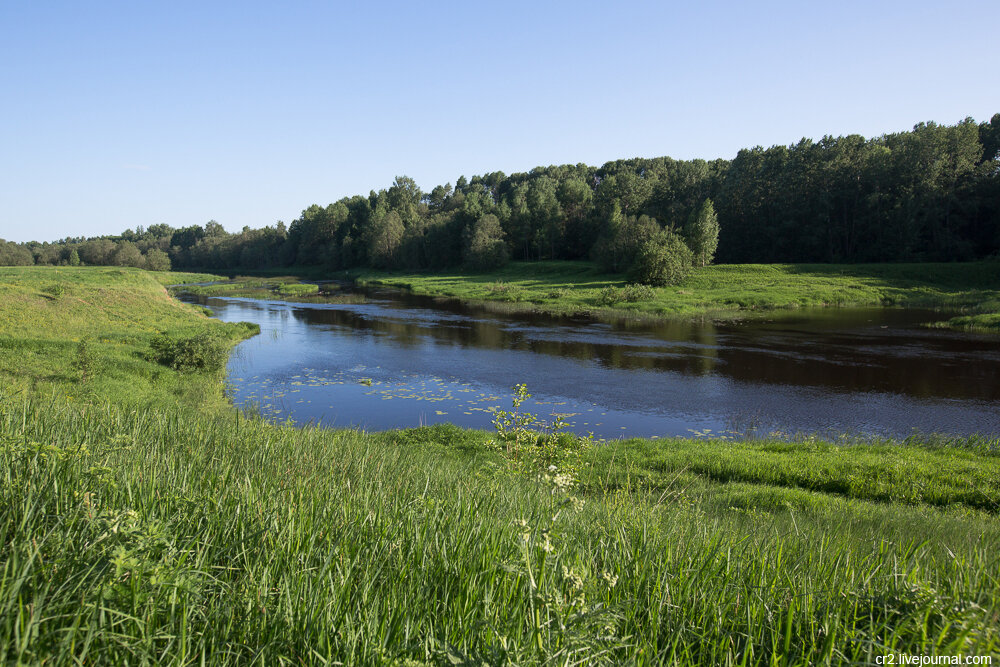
left=182, top=287, right=1000, bottom=439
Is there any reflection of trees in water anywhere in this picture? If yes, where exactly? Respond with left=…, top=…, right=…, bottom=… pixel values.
left=206, top=292, right=1000, bottom=403
left=713, top=328, right=1000, bottom=401
left=288, top=300, right=722, bottom=375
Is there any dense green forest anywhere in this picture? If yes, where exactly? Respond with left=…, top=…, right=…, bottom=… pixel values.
left=4, top=115, right=998, bottom=276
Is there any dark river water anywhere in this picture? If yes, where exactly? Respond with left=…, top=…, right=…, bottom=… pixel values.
left=184, top=286, right=1000, bottom=440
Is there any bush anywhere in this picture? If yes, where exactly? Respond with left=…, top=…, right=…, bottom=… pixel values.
left=150, top=331, right=230, bottom=372
left=275, top=283, right=318, bottom=296
left=487, top=281, right=510, bottom=295
left=597, top=283, right=655, bottom=306
left=628, top=229, right=694, bottom=286
left=74, top=338, right=99, bottom=382
left=486, top=281, right=524, bottom=301
left=622, top=283, right=655, bottom=301
left=491, top=384, right=587, bottom=475
left=597, top=287, right=620, bottom=306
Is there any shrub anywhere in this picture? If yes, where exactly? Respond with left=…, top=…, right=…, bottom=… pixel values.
left=150, top=331, right=229, bottom=372
left=597, top=286, right=622, bottom=305
left=491, top=384, right=587, bottom=475
left=486, top=281, right=509, bottom=295
left=275, top=283, right=318, bottom=296
left=628, top=229, right=694, bottom=286
left=597, top=283, right=655, bottom=306
left=486, top=281, right=524, bottom=301
left=622, top=283, right=655, bottom=301
left=74, top=338, right=99, bottom=382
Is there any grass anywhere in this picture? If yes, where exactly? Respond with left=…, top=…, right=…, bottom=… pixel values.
left=1, top=266, right=999, bottom=664
left=348, top=260, right=1000, bottom=328
left=927, top=312, right=1000, bottom=332
left=173, top=276, right=367, bottom=304
left=581, top=433, right=1000, bottom=511
left=146, top=270, right=230, bottom=286
left=0, top=266, right=256, bottom=410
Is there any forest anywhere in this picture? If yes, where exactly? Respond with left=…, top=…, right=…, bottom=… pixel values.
left=3, top=115, right=998, bottom=279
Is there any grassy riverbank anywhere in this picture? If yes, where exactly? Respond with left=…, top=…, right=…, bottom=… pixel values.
left=174, top=275, right=367, bottom=304
left=349, top=260, right=1000, bottom=328
left=2, top=266, right=1000, bottom=664
left=0, top=266, right=255, bottom=408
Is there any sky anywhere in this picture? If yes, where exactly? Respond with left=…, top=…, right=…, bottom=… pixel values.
left=1, top=0, right=998, bottom=243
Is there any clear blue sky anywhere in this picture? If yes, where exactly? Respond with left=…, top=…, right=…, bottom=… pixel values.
left=1, top=0, right=997, bottom=243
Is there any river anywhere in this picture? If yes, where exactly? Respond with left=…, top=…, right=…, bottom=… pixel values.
left=183, top=286, right=1000, bottom=440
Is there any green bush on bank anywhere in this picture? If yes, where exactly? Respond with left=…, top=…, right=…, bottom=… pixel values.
left=597, top=283, right=656, bottom=305
left=149, top=330, right=231, bottom=372
left=628, top=228, right=695, bottom=286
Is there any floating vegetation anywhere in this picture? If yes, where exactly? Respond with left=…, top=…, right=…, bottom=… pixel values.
left=226, top=365, right=616, bottom=435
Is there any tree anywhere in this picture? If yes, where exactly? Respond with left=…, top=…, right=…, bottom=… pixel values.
left=146, top=223, right=175, bottom=239
left=629, top=228, right=694, bottom=286
left=204, top=220, right=227, bottom=238
left=557, top=177, right=595, bottom=258
left=386, top=175, right=422, bottom=225
left=78, top=239, right=116, bottom=265
left=426, top=183, right=452, bottom=210
left=145, top=248, right=171, bottom=271
left=170, top=225, right=205, bottom=251
left=0, top=240, right=34, bottom=266
left=110, top=241, right=145, bottom=268
left=463, top=214, right=508, bottom=270
left=592, top=213, right=659, bottom=273
left=364, top=211, right=405, bottom=268
left=685, top=198, right=719, bottom=266
left=68, top=248, right=81, bottom=266
left=527, top=176, right=563, bottom=259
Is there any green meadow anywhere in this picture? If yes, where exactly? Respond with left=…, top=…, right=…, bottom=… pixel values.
left=0, top=266, right=255, bottom=408
left=2, top=266, right=999, bottom=664
left=174, top=275, right=367, bottom=304
left=347, top=260, right=1000, bottom=329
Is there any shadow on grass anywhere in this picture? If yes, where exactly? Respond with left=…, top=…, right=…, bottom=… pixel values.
left=782, top=261, right=1000, bottom=290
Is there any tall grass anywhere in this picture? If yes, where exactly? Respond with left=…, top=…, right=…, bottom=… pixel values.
left=2, top=401, right=999, bottom=664
left=0, top=266, right=255, bottom=409
left=2, top=266, right=999, bottom=664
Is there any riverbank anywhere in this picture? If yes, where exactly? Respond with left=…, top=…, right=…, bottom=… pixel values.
left=165, top=261, right=1000, bottom=329
left=0, top=266, right=256, bottom=408
left=348, top=260, right=1000, bottom=328
left=2, top=266, right=999, bottom=663
left=171, top=274, right=368, bottom=304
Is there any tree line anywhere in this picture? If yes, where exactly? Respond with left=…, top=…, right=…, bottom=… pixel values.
left=4, top=114, right=998, bottom=281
